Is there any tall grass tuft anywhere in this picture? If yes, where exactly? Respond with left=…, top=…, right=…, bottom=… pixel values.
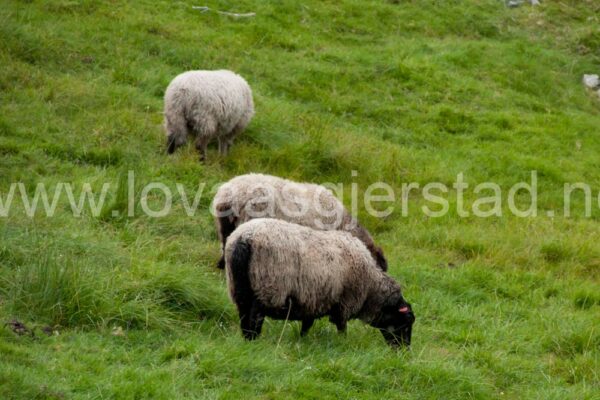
left=0, top=251, right=232, bottom=329
left=1, top=252, right=113, bottom=327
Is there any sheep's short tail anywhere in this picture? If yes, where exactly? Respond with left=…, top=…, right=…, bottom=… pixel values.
left=228, top=238, right=254, bottom=311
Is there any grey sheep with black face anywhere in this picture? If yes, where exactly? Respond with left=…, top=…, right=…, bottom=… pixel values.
left=212, top=173, right=388, bottom=271
left=164, top=70, right=254, bottom=162
left=224, top=218, right=415, bottom=348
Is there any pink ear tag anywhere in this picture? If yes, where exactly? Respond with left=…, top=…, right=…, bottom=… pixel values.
left=399, top=306, right=409, bottom=313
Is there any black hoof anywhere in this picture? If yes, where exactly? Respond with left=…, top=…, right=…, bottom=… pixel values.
left=242, top=330, right=259, bottom=341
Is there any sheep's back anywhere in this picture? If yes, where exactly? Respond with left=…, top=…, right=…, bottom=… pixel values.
left=225, top=219, right=377, bottom=315
left=214, top=173, right=347, bottom=231
left=164, top=70, right=253, bottom=133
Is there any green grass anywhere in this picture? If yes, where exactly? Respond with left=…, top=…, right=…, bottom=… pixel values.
left=1, top=0, right=600, bottom=398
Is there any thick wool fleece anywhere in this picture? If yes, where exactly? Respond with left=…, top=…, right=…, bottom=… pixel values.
left=164, top=70, right=254, bottom=150
left=224, top=219, right=401, bottom=323
left=213, top=173, right=385, bottom=269
left=214, top=173, right=347, bottom=231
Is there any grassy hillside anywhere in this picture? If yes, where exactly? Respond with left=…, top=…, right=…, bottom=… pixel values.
left=1, top=0, right=599, bottom=398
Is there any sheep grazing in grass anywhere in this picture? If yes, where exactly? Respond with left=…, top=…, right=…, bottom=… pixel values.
left=164, top=70, right=254, bottom=162
left=212, top=173, right=388, bottom=271
left=225, top=219, right=415, bottom=347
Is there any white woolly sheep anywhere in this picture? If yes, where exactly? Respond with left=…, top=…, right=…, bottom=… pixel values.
left=224, top=218, right=415, bottom=347
left=164, top=70, right=254, bottom=161
left=212, top=173, right=387, bottom=271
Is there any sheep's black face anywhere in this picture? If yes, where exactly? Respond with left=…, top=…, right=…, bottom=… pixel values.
left=373, top=302, right=415, bottom=348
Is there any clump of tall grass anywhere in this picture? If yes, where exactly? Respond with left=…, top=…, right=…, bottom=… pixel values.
left=0, top=250, right=232, bottom=330
left=120, top=262, right=235, bottom=323
left=1, top=252, right=116, bottom=327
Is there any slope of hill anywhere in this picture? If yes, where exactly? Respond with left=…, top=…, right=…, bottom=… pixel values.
left=1, top=1, right=599, bottom=398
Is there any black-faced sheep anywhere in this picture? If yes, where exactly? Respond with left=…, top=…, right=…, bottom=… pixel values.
left=224, top=219, right=414, bottom=347
left=164, top=70, right=254, bottom=162
left=212, top=173, right=388, bottom=271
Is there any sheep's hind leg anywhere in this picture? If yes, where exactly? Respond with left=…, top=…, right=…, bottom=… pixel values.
left=300, top=318, right=315, bottom=336
left=195, top=136, right=209, bottom=162
left=335, top=319, right=347, bottom=333
left=239, top=303, right=253, bottom=339
left=216, top=214, right=237, bottom=269
left=220, top=122, right=244, bottom=157
left=243, top=299, right=264, bottom=340
left=218, top=137, right=228, bottom=156
left=330, top=305, right=347, bottom=333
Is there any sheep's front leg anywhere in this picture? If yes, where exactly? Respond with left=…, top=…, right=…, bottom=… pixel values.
left=195, top=136, right=209, bottom=162
left=300, top=318, right=315, bottom=336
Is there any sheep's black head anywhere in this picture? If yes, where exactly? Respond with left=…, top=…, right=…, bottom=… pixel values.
left=372, top=300, right=415, bottom=348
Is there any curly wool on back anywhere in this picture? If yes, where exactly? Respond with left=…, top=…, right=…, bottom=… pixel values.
left=225, top=219, right=378, bottom=316
left=164, top=70, right=254, bottom=161
left=212, top=173, right=387, bottom=271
